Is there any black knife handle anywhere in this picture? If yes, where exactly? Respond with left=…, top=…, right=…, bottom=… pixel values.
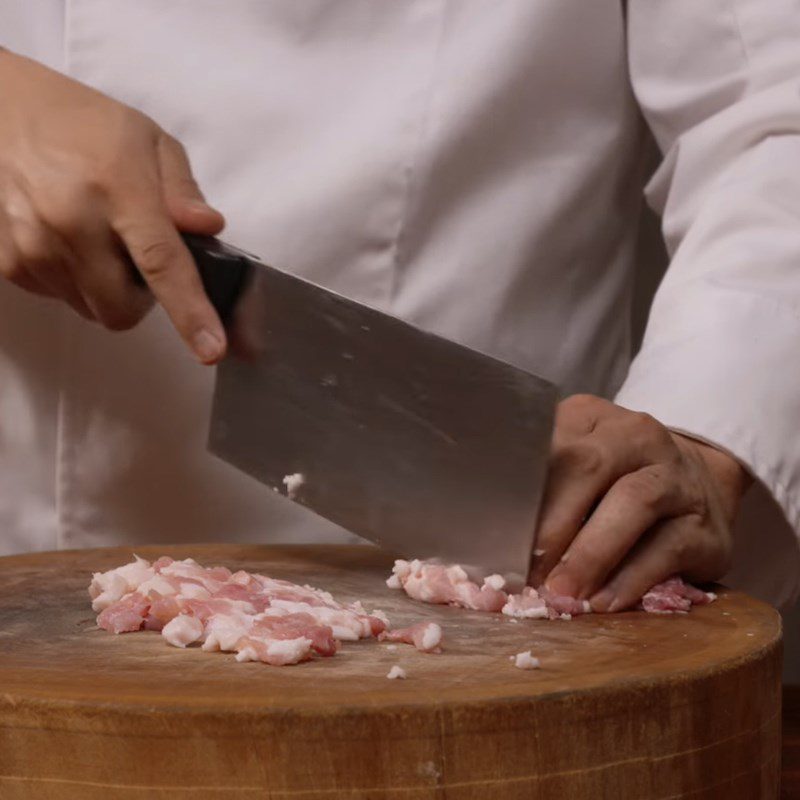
left=180, top=233, right=251, bottom=327
left=126, top=233, right=252, bottom=327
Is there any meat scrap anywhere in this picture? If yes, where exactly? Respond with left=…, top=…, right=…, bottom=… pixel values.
left=386, top=665, right=407, bottom=680
left=387, top=559, right=715, bottom=618
left=511, top=651, right=541, bottom=670
left=640, top=577, right=717, bottom=614
left=379, top=621, right=442, bottom=653
left=386, top=560, right=508, bottom=612
left=90, top=556, right=388, bottom=666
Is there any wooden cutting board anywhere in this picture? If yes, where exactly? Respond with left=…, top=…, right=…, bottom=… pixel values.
left=0, top=544, right=781, bottom=800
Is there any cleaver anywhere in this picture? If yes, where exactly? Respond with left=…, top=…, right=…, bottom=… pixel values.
left=184, top=234, right=557, bottom=590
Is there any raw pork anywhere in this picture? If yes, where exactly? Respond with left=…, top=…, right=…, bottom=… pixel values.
left=386, top=560, right=507, bottom=612
left=386, top=665, right=407, bottom=680
left=387, top=559, right=715, bottom=618
left=640, top=577, right=716, bottom=614
left=379, top=621, right=442, bottom=653
left=90, top=556, right=386, bottom=666
left=511, top=651, right=541, bottom=670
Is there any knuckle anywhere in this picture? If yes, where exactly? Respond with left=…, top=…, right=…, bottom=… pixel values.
left=669, top=527, right=693, bottom=564
left=631, top=410, right=671, bottom=445
left=80, top=172, right=114, bottom=201
left=556, top=394, right=613, bottom=436
left=163, top=132, right=188, bottom=158
left=47, top=210, right=84, bottom=239
left=134, top=238, right=179, bottom=279
left=562, top=441, right=604, bottom=476
left=619, top=470, right=667, bottom=509
left=685, top=492, right=710, bottom=523
left=17, top=239, right=57, bottom=275
left=558, top=393, right=599, bottom=417
left=664, top=524, right=706, bottom=577
left=43, top=187, right=97, bottom=235
left=0, top=255, right=25, bottom=282
left=89, top=108, right=158, bottom=179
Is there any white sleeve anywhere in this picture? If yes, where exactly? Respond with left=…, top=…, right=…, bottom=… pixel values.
left=0, top=0, right=66, bottom=69
left=615, top=0, right=800, bottom=607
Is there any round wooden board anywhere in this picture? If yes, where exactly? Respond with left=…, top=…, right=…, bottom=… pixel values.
left=0, top=544, right=782, bottom=799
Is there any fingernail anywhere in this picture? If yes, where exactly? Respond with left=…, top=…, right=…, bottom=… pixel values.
left=192, top=328, right=224, bottom=364
left=545, top=573, right=577, bottom=598
left=591, top=588, right=616, bottom=613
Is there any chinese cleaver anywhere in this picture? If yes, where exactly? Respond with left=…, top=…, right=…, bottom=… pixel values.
left=184, top=234, right=557, bottom=589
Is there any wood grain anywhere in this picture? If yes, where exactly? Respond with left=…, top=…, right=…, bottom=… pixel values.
left=0, top=544, right=782, bottom=799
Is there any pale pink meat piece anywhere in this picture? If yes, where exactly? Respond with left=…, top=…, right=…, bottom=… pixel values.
left=89, top=555, right=154, bottom=612
left=91, top=556, right=387, bottom=666
left=234, top=636, right=315, bottom=666
left=537, top=588, right=592, bottom=619
left=162, top=614, right=204, bottom=648
left=640, top=576, right=716, bottom=614
left=379, top=621, right=442, bottom=653
left=501, top=587, right=549, bottom=619
left=246, top=613, right=338, bottom=658
left=387, top=560, right=506, bottom=612
left=388, top=559, right=714, bottom=619
left=96, top=591, right=150, bottom=634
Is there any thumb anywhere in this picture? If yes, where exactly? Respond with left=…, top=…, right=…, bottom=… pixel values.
left=157, top=132, right=225, bottom=235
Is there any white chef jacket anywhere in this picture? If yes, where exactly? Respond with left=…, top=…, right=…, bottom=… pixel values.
left=1, top=1, right=799, bottom=610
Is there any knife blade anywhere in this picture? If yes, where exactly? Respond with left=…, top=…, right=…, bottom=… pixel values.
left=184, top=234, right=557, bottom=590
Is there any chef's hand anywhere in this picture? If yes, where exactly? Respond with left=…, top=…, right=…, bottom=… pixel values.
left=530, top=395, right=751, bottom=612
left=0, top=49, right=226, bottom=364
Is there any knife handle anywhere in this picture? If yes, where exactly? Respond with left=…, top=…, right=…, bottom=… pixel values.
left=126, top=233, right=252, bottom=327
left=180, top=233, right=252, bottom=326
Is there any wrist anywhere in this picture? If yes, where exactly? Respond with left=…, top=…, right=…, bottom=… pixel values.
left=673, top=432, right=751, bottom=518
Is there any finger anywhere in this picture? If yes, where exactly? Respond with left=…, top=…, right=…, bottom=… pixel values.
left=114, top=203, right=226, bottom=363
left=588, top=517, right=695, bottom=613
left=157, top=133, right=225, bottom=234
left=31, top=179, right=148, bottom=326
left=531, top=433, right=641, bottom=586
left=0, top=211, right=43, bottom=293
left=552, top=394, right=615, bottom=438
left=1, top=184, right=95, bottom=315
left=0, top=255, right=54, bottom=297
left=8, top=215, right=95, bottom=319
left=531, top=407, right=679, bottom=586
left=65, top=220, right=153, bottom=330
left=544, top=464, right=685, bottom=599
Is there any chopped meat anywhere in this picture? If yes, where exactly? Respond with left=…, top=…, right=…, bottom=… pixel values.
left=387, top=560, right=506, bottom=612
left=483, top=574, right=506, bottom=591
left=501, top=587, right=548, bottom=619
left=388, top=559, right=714, bottom=619
left=640, top=576, right=717, bottom=614
left=282, top=473, right=305, bottom=499
left=96, top=591, right=150, bottom=634
left=235, top=636, right=314, bottom=666
left=89, top=555, right=153, bottom=612
left=386, top=665, right=407, bottom=680
left=247, top=612, right=338, bottom=658
left=538, top=588, right=592, bottom=618
left=512, top=651, right=541, bottom=670
left=162, top=614, right=204, bottom=648
left=91, top=556, right=386, bottom=666
left=380, top=621, right=442, bottom=653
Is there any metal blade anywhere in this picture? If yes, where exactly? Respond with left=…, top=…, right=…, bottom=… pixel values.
left=186, top=235, right=557, bottom=590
